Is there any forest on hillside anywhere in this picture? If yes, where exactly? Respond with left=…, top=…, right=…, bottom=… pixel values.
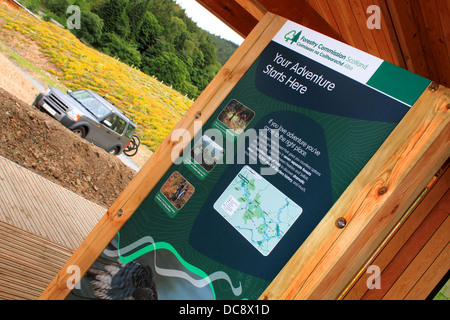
left=22, top=0, right=239, bottom=99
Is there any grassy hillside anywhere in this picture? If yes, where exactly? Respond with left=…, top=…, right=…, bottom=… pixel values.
left=18, top=0, right=233, bottom=100
left=0, top=5, right=193, bottom=151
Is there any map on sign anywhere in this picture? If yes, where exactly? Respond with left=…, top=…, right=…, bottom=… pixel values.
left=214, top=166, right=303, bottom=256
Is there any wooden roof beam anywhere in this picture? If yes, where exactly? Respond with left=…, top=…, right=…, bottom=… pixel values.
left=385, top=0, right=435, bottom=80
left=196, top=0, right=344, bottom=42
left=196, top=0, right=259, bottom=38
left=256, top=0, right=344, bottom=41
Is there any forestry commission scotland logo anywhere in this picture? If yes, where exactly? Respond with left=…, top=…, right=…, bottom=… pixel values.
left=284, top=30, right=302, bottom=44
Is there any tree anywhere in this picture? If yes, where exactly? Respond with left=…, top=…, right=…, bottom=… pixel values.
left=166, top=16, right=187, bottom=50
left=45, top=0, right=71, bottom=16
left=96, top=0, right=131, bottom=38
left=72, top=11, right=104, bottom=44
left=142, top=51, right=189, bottom=91
left=136, top=11, right=163, bottom=49
left=99, top=32, right=142, bottom=68
left=199, top=38, right=216, bottom=66
left=284, top=30, right=301, bottom=44
left=127, top=0, right=150, bottom=42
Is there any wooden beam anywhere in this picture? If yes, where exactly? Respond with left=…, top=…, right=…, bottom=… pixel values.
left=256, top=0, right=345, bottom=41
left=385, top=0, right=435, bottom=80
left=235, top=0, right=266, bottom=20
left=197, top=0, right=345, bottom=42
left=261, top=83, right=450, bottom=300
left=196, top=0, right=259, bottom=38
left=342, top=163, right=450, bottom=299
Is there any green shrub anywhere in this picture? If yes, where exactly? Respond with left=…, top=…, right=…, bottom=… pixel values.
left=98, top=32, right=142, bottom=68
left=72, top=10, right=104, bottom=44
left=44, top=0, right=71, bottom=17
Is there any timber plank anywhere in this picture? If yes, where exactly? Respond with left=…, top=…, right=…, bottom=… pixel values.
left=385, top=0, right=432, bottom=79
left=405, top=243, right=449, bottom=300
left=359, top=0, right=400, bottom=64
left=437, top=0, right=450, bottom=60
left=361, top=190, right=450, bottom=299
left=325, top=0, right=359, bottom=48
left=383, top=215, right=450, bottom=299
left=306, top=0, right=340, bottom=32
left=257, top=0, right=344, bottom=41
left=196, top=0, right=258, bottom=37
left=348, top=0, right=379, bottom=56
left=343, top=165, right=450, bottom=299
left=418, top=0, right=450, bottom=86
left=0, top=221, right=73, bottom=300
left=234, top=0, right=266, bottom=20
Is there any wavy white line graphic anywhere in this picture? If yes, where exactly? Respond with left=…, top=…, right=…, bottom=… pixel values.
left=103, top=236, right=242, bottom=297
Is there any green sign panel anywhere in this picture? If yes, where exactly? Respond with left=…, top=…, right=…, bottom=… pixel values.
left=69, top=20, right=430, bottom=300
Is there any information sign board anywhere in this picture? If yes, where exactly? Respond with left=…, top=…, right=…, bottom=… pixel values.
left=67, top=18, right=430, bottom=301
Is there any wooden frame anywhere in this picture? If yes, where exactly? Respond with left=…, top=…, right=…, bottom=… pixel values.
left=40, top=12, right=449, bottom=300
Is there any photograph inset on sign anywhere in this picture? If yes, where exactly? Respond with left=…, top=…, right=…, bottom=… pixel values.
left=213, top=166, right=303, bottom=256
left=217, top=99, right=255, bottom=134
left=160, top=171, right=195, bottom=211
left=190, top=135, right=225, bottom=172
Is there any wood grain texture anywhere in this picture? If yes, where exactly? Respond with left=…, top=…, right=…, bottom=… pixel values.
left=0, top=222, right=74, bottom=300
left=261, top=83, right=449, bottom=300
left=197, top=0, right=449, bottom=86
left=343, top=164, right=449, bottom=300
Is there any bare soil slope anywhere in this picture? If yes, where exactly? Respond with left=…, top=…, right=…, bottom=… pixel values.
left=0, top=87, right=136, bottom=208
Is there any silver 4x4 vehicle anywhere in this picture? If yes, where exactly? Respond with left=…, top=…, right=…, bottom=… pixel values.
left=33, top=87, right=137, bottom=155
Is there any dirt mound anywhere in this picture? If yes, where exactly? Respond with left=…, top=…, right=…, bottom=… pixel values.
left=0, top=87, right=137, bottom=208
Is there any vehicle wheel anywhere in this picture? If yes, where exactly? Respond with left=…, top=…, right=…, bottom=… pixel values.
left=132, top=134, right=141, bottom=148
left=124, top=136, right=139, bottom=157
left=108, top=146, right=120, bottom=155
left=124, top=145, right=138, bottom=157
left=72, top=127, right=86, bottom=138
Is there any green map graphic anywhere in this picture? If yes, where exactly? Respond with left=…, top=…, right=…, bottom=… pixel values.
left=214, top=166, right=303, bottom=256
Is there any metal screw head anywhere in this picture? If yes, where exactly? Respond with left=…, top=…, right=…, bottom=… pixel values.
left=117, top=209, right=123, bottom=217
left=428, top=82, right=439, bottom=92
left=335, top=217, right=347, bottom=229
left=195, top=112, right=201, bottom=119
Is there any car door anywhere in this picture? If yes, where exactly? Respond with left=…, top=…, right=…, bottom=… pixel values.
left=95, top=113, right=121, bottom=150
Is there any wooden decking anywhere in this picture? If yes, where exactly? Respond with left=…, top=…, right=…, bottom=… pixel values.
left=0, top=156, right=106, bottom=299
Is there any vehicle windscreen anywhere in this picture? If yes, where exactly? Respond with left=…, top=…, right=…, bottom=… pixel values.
left=125, top=123, right=136, bottom=139
left=70, top=90, right=111, bottom=119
